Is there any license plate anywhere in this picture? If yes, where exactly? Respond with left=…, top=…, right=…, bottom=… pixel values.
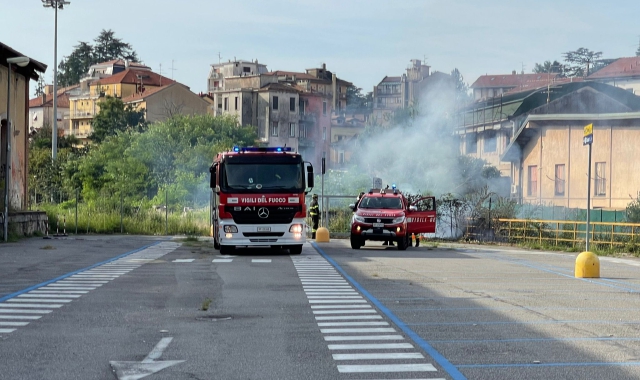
left=257, top=227, right=271, bottom=232
left=372, top=223, right=384, bottom=228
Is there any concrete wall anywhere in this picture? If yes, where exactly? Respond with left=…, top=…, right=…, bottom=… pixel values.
left=144, top=85, right=209, bottom=123
left=0, top=65, right=29, bottom=210
left=2, top=211, right=48, bottom=238
left=519, top=120, right=640, bottom=210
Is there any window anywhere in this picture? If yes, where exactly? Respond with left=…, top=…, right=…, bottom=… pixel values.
left=289, top=123, right=296, bottom=137
left=299, top=125, right=307, bottom=138
left=466, top=133, right=477, bottom=154
left=484, top=130, right=497, bottom=153
left=338, top=151, right=344, bottom=163
left=290, top=97, right=295, bottom=112
left=271, top=122, right=279, bottom=136
left=323, top=127, right=327, bottom=141
left=555, top=164, right=565, bottom=196
left=595, top=162, right=606, bottom=196
left=323, top=101, right=327, bottom=115
left=299, top=99, right=305, bottom=114
left=234, top=97, right=238, bottom=110
left=272, top=96, right=279, bottom=110
left=224, top=97, right=228, bottom=111
left=243, top=66, right=251, bottom=73
left=528, top=165, right=538, bottom=197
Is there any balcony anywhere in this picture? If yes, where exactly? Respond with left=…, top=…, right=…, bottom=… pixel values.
left=298, top=137, right=315, bottom=147
left=299, top=112, right=316, bottom=124
left=71, top=110, right=96, bottom=119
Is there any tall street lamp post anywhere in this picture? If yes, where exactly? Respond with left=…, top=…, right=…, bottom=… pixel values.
left=42, top=0, right=70, bottom=161
left=4, top=56, right=31, bottom=242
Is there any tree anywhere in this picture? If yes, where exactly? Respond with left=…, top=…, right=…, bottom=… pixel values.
left=56, top=31, right=140, bottom=87
left=637, top=43, right=640, bottom=57
left=93, top=29, right=139, bottom=63
left=57, top=41, right=95, bottom=88
left=90, top=96, right=147, bottom=143
left=346, top=85, right=372, bottom=114
left=34, top=76, right=46, bottom=97
left=451, top=68, right=472, bottom=106
left=562, top=48, right=603, bottom=77
left=532, top=60, right=564, bottom=75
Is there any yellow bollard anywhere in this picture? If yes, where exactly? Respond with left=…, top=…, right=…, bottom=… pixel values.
left=315, top=227, right=330, bottom=242
left=575, top=251, right=600, bottom=278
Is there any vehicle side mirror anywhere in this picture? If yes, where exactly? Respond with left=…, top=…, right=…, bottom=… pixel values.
left=209, top=165, right=217, bottom=188
left=306, top=164, right=314, bottom=188
left=348, top=203, right=356, bottom=211
left=409, top=205, right=418, bottom=212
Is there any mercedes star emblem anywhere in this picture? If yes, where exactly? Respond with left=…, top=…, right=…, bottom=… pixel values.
left=258, top=207, right=269, bottom=219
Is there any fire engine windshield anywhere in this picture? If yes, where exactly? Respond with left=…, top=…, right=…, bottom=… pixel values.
left=358, top=196, right=403, bottom=209
left=223, top=163, right=303, bottom=192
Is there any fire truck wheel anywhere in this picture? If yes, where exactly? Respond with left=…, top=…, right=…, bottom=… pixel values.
left=397, top=234, right=408, bottom=251
left=213, top=237, right=220, bottom=250
left=220, top=245, right=234, bottom=254
left=350, top=234, right=363, bottom=249
left=289, top=245, right=303, bottom=255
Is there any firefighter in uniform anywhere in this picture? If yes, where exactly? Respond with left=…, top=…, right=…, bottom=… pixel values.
left=309, top=194, right=320, bottom=239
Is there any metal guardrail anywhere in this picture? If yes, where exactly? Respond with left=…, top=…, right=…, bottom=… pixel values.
left=466, top=218, right=640, bottom=249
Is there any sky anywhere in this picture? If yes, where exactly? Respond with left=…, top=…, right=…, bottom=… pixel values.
left=2, top=0, right=640, bottom=98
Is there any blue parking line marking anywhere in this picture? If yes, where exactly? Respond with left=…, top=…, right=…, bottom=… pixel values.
left=408, top=320, right=640, bottom=326
left=430, top=337, right=640, bottom=344
left=0, top=242, right=162, bottom=303
left=312, top=242, right=467, bottom=380
left=457, top=361, right=640, bottom=368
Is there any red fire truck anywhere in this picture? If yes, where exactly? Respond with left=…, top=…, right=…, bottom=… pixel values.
left=209, top=146, right=314, bottom=254
left=349, top=186, right=436, bottom=250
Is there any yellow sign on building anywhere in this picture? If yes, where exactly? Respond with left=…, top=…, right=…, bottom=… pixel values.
left=584, top=123, right=593, bottom=137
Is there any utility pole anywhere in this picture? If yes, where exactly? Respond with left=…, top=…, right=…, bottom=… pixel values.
left=217, top=52, right=222, bottom=64
left=170, top=60, right=177, bottom=80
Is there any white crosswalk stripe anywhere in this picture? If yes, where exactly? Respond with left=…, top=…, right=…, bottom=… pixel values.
left=292, top=252, right=440, bottom=378
left=0, top=241, right=179, bottom=337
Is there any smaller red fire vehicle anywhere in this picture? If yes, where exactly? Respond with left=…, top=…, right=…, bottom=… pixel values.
left=349, top=186, right=436, bottom=250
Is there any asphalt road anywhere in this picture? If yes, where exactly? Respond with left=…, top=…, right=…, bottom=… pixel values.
left=1, top=236, right=640, bottom=379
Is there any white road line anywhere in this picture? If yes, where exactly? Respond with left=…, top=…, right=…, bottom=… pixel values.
left=311, top=305, right=372, bottom=309
left=218, top=255, right=237, bottom=258
left=0, top=315, right=41, bottom=320
left=324, top=335, right=404, bottom=341
left=314, top=310, right=378, bottom=314
left=0, top=321, right=30, bottom=327
left=18, top=294, right=81, bottom=298
left=316, top=316, right=383, bottom=320
left=51, top=283, right=102, bottom=286
left=0, top=329, right=16, bottom=333
left=252, top=259, right=272, bottom=263
left=58, top=280, right=108, bottom=283
left=308, top=296, right=363, bottom=299
left=337, top=364, right=437, bottom=373
left=0, top=309, right=52, bottom=314
left=309, top=300, right=368, bottom=304
left=44, top=287, right=96, bottom=291
left=212, top=259, right=233, bottom=263
left=8, top=299, right=72, bottom=303
left=172, top=259, right=195, bottom=263
left=306, top=292, right=359, bottom=295
left=328, top=343, right=414, bottom=350
left=318, top=322, right=389, bottom=327
left=303, top=283, right=350, bottom=286
left=333, top=353, right=425, bottom=360
left=0, top=303, right=63, bottom=308
left=304, top=286, right=353, bottom=289
left=29, top=291, right=88, bottom=294
left=321, top=328, right=397, bottom=334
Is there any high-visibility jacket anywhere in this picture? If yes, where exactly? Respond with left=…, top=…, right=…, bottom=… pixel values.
left=309, top=201, right=319, bottom=217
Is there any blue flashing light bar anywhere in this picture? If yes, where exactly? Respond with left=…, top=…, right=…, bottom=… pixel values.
left=232, top=146, right=292, bottom=153
left=392, top=183, right=397, bottom=189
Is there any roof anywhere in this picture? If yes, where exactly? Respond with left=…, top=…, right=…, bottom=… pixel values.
left=258, top=82, right=300, bottom=93
left=503, top=76, right=585, bottom=95
left=121, top=84, right=172, bottom=103
left=265, top=70, right=327, bottom=82
left=1, top=42, right=47, bottom=80
left=380, top=76, right=402, bottom=84
left=587, top=57, right=640, bottom=79
left=29, top=93, right=70, bottom=108
left=93, top=59, right=150, bottom=69
left=94, top=68, right=175, bottom=87
left=471, top=73, right=561, bottom=89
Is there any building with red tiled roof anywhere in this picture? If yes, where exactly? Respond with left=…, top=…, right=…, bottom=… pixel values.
left=122, top=83, right=209, bottom=123
left=471, top=72, right=561, bottom=101
left=587, top=57, right=640, bottom=95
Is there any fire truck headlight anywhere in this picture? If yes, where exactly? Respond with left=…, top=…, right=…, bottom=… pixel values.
left=289, top=224, right=303, bottom=233
left=224, top=225, right=238, bottom=233
left=225, top=233, right=233, bottom=239
left=392, top=216, right=405, bottom=224
left=353, top=215, right=365, bottom=223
